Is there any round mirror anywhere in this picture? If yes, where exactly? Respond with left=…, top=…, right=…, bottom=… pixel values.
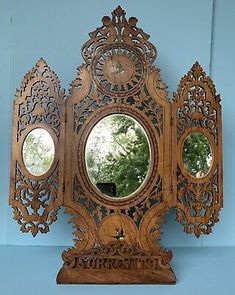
left=22, top=128, right=55, bottom=176
left=182, top=132, right=212, bottom=178
left=85, top=114, right=151, bottom=198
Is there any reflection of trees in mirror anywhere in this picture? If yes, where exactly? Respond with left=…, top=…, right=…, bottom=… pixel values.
left=182, top=132, right=212, bottom=178
left=86, top=115, right=150, bottom=198
left=23, top=128, right=55, bottom=176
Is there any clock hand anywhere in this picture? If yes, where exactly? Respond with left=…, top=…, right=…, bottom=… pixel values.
left=104, top=233, right=119, bottom=239
left=110, top=56, right=124, bottom=74
left=116, top=61, right=124, bottom=73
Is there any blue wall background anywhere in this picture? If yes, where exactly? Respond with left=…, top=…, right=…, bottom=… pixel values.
left=0, top=0, right=234, bottom=247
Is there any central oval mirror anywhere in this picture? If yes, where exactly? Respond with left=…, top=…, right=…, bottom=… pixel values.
left=85, top=114, right=151, bottom=199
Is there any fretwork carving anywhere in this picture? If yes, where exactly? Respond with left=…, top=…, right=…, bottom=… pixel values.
left=9, top=6, right=223, bottom=285
left=62, top=6, right=173, bottom=284
left=13, top=161, right=60, bottom=236
left=10, top=58, right=65, bottom=236
left=172, top=62, right=222, bottom=237
left=82, top=6, right=156, bottom=66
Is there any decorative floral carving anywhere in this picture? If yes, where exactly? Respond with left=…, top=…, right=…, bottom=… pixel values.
left=63, top=8, right=172, bottom=283
left=173, top=62, right=222, bottom=237
left=128, top=176, right=163, bottom=225
left=16, top=59, right=65, bottom=140
left=64, top=207, right=91, bottom=254
left=73, top=173, right=163, bottom=226
left=10, top=58, right=65, bottom=236
left=13, top=162, right=60, bottom=236
left=73, top=84, right=163, bottom=139
left=176, top=165, right=220, bottom=237
left=174, top=62, right=220, bottom=143
left=82, top=6, right=156, bottom=65
left=134, top=86, right=164, bottom=136
left=9, top=6, right=222, bottom=285
left=73, top=176, right=108, bottom=222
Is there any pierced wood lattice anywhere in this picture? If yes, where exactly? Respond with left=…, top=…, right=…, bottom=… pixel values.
left=9, top=6, right=223, bottom=285
left=61, top=5, right=173, bottom=284
left=9, top=58, right=65, bottom=236
left=171, top=62, right=223, bottom=237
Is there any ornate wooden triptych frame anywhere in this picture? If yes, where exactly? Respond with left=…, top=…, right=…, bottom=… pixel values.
left=9, top=6, right=223, bottom=284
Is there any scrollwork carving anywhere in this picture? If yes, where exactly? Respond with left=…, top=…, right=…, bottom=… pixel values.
left=13, top=162, right=60, bottom=236
left=10, top=58, right=65, bottom=236
left=172, top=62, right=223, bottom=237
left=82, top=6, right=156, bottom=66
left=16, top=58, right=65, bottom=139
left=175, top=165, right=220, bottom=237
left=62, top=6, right=173, bottom=283
left=173, top=62, right=220, bottom=143
left=73, top=83, right=164, bottom=137
left=73, top=173, right=163, bottom=226
left=9, top=5, right=223, bottom=285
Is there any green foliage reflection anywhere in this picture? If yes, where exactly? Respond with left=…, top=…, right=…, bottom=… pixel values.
left=86, top=115, right=150, bottom=198
left=182, top=132, right=212, bottom=178
left=23, top=128, right=55, bottom=176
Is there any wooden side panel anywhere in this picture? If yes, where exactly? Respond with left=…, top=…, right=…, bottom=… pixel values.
left=9, top=58, right=65, bottom=236
left=172, top=62, right=223, bottom=237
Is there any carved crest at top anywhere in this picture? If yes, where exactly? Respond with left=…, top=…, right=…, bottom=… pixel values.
left=174, top=62, right=219, bottom=102
left=82, top=6, right=157, bottom=65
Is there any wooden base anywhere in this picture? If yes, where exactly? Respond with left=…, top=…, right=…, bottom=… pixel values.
left=57, top=241, right=176, bottom=284
left=57, top=267, right=176, bottom=284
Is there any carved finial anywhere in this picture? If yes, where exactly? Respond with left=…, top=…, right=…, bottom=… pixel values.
left=16, top=58, right=64, bottom=99
left=190, top=61, right=205, bottom=79
left=113, top=5, right=125, bottom=17
left=82, top=6, right=156, bottom=64
left=37, top=57, right=47, bottom=66
left=175, top=61, right=217, bottom=100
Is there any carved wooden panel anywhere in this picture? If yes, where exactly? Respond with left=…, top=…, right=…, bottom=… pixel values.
left=171, top=62, right=223, bottom=237
left=8, top=5, right=223, bottom=285
left=9, top=58, right=65, bottom=236
left=60, top=6, right=174, bottom=284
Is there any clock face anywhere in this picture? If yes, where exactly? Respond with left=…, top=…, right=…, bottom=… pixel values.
left=104, top=54, right=135, bottom=85
left=92, top=44, right=146, bottom=96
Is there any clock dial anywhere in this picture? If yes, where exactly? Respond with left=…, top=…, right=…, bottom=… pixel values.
left=104, top=54, right=135, bottom=85
left=92, top=44, right=146, bottom=96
